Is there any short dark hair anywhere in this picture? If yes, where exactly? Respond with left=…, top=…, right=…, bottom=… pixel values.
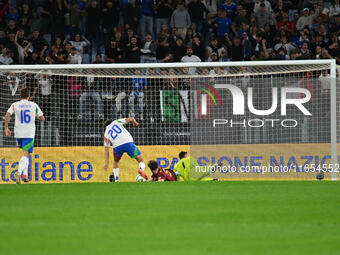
left=104, top=119, right=112, bottom=128
left=20, top=88, right=30, bottom=99
left=148, top=160, right=158, bottom=171
left=178, top=151, right=187, bottom=160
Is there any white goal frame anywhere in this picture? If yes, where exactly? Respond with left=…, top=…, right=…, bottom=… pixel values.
left=1, top=59, right=337, bottom=180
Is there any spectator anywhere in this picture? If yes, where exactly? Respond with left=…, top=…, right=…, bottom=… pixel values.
left=24, top=50, right=44, bottom=64
left=20, top=4, right=32, bottom=19
left=234, top=8, right=250, bottom=29
left=123, top=0, right=141, bottom=33
left=192, top=35, right=205, bottom=61
left=164, top=68, right=179, bottom=89
left=47, top=45, right=68, bottom=64
left=222, top=0, right=237, bottom=18
left=29, top=10, right=41, bottom=33
left=6, top=7, right=19, bottom=22
left=181, top=46, right=201, bottom=74
left=18, top=15, right=30, bottom=36
left=78, top=76, right=104, bottom=120
left=328, top=0, right=340, bottom=17
left=110, top=31, right=125, bottom=63
left=52, top=37, right=65, bottom=54
left=140, top=33, right=157, bottom=63
left=298, top=41, right=313, bottom=59
left=254, top=0, right=273, bottom=13
left=129, top=69, right=147, bottom=120
left=170, top=2, right=191, bottom=40
left=0, top=28, right=8, bottom=48
left=181, top=46, right=202, bottom=63
left=272, top=47, right=289, bottom=60
left=67, top=76, right=83, bottom=118
left=125, top=28, right=140, bottom=46
left=274, top=35, right=297, bottom=55
left=69, top=46, right=82, bottom=64
left=168, top=27, right=179, bottom=46
left=155, top=0, right=174, bottom=36
left=203, top=0, right=217, bottom=18
left=327, top=33, right=340, bottom=58
left=104, top=38, right=117, bottom=63
left=157, top=23, right=170, bottom=42
left=14, top=31, right=30, bottom=64
left=6, top=31, right=17, bottom=60
left=329, top=14, right=340, bottom=34
left=254, top=3, right=276, bottom=29
left=184, top=27, right=194, bottom=45
left=296, top=7, right=320, bottom=31
left=209, top=9, right=232, bottom=42
left=40, top=0, right=65, bottom=42
left=276, top=12, right=294, bottom=34
left=240, top=0, right=254, bottom=15
left=224, top=34, right=247, bottom=61
left=206, top=37, right=227, bottom=61
left=93, top=53, right=104, bottom=64
left=64, top=42, right=72, bottom=56
left=29, top=29, right=49, bottom=59
left=3, top=73, right=23, bottom=105
left=140, top=0, right=154, bottom=40
left=15, top=27, right=26, bottom=46
left=65, top=33, right=90, bottom=60
left=65, top=1, right=83, bottom=37
left=37, top=74, right=53, bottom=120
left=156, top=33, right=171, bottom=62
left=6, top=19, right=17, bottom=34
left=101, top=1, right=119, bottom=44
left=187, top=0, right=207, bottom=36
left=125, top=36, right=140, bottom=63
left=170, top=37, right=186, bottom=62
left=0, top=47, right=13, bottom=64
left=319, top=69, right=330, bottom=91
left=114, top=69, right=129, bottom=118
left=86, top=0, right=101, bottom=55
left=250, top=35, right=269, bottom=60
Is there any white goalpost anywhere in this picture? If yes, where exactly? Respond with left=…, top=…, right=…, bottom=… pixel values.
left=0, top=59, right=338, bottom=182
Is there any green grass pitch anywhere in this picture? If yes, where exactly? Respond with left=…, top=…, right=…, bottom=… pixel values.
left=0, top=181, right=339, bottom=255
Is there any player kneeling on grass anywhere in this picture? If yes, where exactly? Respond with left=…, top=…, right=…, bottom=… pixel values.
left=4, top=88, right=45, bottom=184
left=103, top=117, right=148, bottom=182
left=147, top=160, right=177, bottom=182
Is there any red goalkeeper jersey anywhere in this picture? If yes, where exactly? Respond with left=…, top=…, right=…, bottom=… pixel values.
left=151, top=168, right=177, bottom=182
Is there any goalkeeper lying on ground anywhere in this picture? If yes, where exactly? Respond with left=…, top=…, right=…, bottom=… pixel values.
left=174, top=151, right=213, bottom=181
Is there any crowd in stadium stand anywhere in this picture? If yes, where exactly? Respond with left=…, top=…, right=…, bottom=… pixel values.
left=0, top=0, right=339, bottom=65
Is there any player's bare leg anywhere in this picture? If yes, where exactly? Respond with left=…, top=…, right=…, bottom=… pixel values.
left=136, top=154, right=148, bottom=180
left=112, top=157, right=120, bottom=182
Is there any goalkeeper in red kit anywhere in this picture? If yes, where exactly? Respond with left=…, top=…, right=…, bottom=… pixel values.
left=147, top=160, right=177, bottom=182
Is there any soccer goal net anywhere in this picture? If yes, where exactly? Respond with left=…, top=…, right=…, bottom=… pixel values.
left=0, top=60, right=338, bottom=183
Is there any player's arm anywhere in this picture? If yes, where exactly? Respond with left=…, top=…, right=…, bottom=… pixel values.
left=38, top=115, right=45, bottom=121
left=35, top=104, right=45, bottom=122
left=103, top=136, right=111, bottom=171
left=4, top=112, right=11, bottom=136
left=5, top=103, right=15, bottom=136
left=124, top=117, right=138, bottom=126
left=104, top=146, right=110, bottom=171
